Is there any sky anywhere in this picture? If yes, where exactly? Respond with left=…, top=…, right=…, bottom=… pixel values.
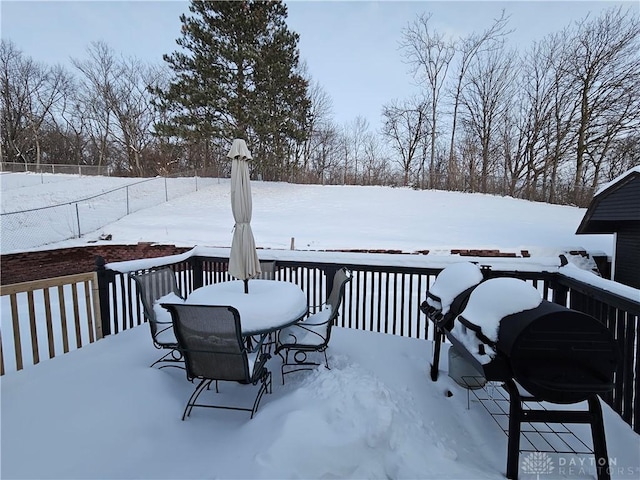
left=2, top=0, right=637, bottom=131
left=2, top=172, right=640, bottom=478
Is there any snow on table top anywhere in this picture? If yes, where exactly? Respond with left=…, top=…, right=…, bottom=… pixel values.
left=185, top=279, right=308, bottom=335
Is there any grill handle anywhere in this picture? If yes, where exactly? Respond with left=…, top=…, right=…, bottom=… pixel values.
left=421, top=300, right=446, bottom=326
left=457, top=315, right=495, bottom=347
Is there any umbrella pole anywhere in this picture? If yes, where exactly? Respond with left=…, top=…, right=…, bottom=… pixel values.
left=244, top=279, right=249, bottom=294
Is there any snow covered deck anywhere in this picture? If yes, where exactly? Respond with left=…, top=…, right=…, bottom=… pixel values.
left=2, top=324, right=639, bottom=479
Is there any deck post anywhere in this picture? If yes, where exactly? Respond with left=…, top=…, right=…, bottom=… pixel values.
left=95, top=256, right=114, bottom=336
left=191, top=256, right=204, bottom=290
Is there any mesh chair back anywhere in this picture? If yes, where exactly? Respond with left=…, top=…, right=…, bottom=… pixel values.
left=130, top=268, right=182, bottom=339
left=258, top=261, right=276, bottom=280
left=165, top=304, right=250, bottom=382
left=327, top=268, right=351, bottom=310
left=323, top=267, right=352, bottom=340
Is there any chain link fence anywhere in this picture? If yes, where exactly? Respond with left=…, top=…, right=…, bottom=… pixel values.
left=1, top=175, right=217, bottom=254
left=0, top=162, right=109, bottom=176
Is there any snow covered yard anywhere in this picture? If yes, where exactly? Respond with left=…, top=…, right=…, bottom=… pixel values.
left=0, top=172, right=614, bottom=256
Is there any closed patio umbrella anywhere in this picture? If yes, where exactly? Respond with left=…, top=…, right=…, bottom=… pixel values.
left=227, top=138, right=261, bottom=293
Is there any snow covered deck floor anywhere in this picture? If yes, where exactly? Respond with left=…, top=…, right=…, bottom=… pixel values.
left=2, top=325, right=639, bottom=479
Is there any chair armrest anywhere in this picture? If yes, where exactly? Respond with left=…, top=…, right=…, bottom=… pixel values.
left=300, top=306, right=334, bottom=326
left=307, top=302, right=327, bottom=314
left=156, top=324, right=173, bottom=335
left=275, top=324, right=327, bottom=351
left=301, top=317, right=332, bottom=327
left=142, top=309, right=172, bottom=326
left=296, top=324, right=327, bottom=339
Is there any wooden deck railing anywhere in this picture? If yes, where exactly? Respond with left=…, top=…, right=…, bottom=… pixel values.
left=0, top=272, right=102, bottom=374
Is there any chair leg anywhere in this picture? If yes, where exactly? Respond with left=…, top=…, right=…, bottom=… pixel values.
left=250, top=370, right=271, bottom=419
left=280, top=349, right=289, bottom=384
left=182, top=379, right=212, bottom=421
left=264, top=332, right=275, bottom=356
left=182, top=375, right=269, bottom=420
left=322, top=349, right=330, bottom=370
left=281, top=348, right=328, bottom=384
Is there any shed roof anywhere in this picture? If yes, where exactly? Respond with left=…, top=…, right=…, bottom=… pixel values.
left=576, top=167, right=640, bottom=234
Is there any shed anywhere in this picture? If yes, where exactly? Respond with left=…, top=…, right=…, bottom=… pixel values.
left=576, top=166, right=640, bottom=289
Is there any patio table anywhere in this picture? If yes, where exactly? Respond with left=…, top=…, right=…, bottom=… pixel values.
left=186, top=279, right=308, bottom=336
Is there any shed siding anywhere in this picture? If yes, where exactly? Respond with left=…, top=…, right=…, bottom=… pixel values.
left=614, top=223, right=640, bottom=289
left=590, top=177, right=640, bottom=222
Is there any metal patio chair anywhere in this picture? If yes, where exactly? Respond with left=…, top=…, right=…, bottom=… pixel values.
left=258, top=260, right=277, bottom=280
left=161, top=303, right=272, bottom=420
left=129, top=267, right=185, bottom=369
left=276, top=267, right=352, bottom=383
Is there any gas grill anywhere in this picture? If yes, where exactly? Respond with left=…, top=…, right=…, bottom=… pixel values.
left=421, top=263, right=620, bottom=480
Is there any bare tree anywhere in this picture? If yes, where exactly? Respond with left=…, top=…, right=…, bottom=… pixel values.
left=309, top=121, right=341, bottom=184
left=29, top=64, right=73, bottom=167
left=73, top=41, right=165, bottom=174
left=0, top=41, right=71, bottom=166
left=601, top=134, right=640, bottom=180
left=301, top=77, right=334, bottom=177
left=535, top=31, right=579, bottom=203
left=381, top=96, right=428, bottom=186
left=361, top=131, right=390, bottom=186
left=446, top=11, right=510, bottom=189
left=1, top=40, right=31, bottom=164
left=109, top=58, right=165, bottom=175
left=512, top=34, right=574, bottom=201
left=349, top=116, right=369, bottom=184
left=459, top=45, right=516, bottom=192
left=50, top=79, right=89, bottom=169
left=401, top=12, right=454, bottom=188
left=72, top=42, right=119, bottom=168
left=562, top=7, right=640, bottom=197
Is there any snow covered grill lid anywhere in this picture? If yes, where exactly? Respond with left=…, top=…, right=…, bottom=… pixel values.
left=450, top=277, right=542, bottom=365
left=424, top=262, right=484, bottom=321
left=449, top=277, right=619, bottom=404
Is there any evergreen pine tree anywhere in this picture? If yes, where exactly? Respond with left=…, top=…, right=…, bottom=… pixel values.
left=152, top=0, right=309, bottom=180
